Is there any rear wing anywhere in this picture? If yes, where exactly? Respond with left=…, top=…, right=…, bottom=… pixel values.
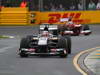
left=40, top=24, right=58, bottom=30
left=60, top=18, right=69, bottom=22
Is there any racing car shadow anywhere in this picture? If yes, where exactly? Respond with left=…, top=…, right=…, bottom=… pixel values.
left=17, top=54, right=61, bottom=59
left=17, top=54, right=74, bottom=59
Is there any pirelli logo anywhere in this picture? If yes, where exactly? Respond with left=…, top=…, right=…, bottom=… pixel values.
left=47, top=13, right=90, bottom=24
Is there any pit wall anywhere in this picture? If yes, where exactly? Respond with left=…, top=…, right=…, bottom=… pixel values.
left=0, top=7, right=100, bottom=26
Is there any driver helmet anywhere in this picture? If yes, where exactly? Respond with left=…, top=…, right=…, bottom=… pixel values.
left=68, top=16, right=73, bottom=21
left=42, top=31, right=49, bottom=37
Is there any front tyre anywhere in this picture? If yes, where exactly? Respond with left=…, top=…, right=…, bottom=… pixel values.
left=64, top=35, right=71, bottom=54
left=58, top=37, right=68, bottom=57
left=20, top=38, right=30, bottom=49
left=19, top=38, right=29, bottom=57
left=19, top=52, right=28, bottom=58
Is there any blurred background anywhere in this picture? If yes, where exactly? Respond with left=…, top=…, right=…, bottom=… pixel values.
left=0, top=0, right=100, bottom=11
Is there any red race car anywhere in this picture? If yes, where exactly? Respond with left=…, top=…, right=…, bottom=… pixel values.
left=58, top=18, right=92, bottom=36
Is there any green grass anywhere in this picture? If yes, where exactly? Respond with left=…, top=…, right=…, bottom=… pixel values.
left=0, top=35, right=10, bottom=39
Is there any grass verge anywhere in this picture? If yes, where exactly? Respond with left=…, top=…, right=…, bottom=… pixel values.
left=0, top=35, right=14, bottom=39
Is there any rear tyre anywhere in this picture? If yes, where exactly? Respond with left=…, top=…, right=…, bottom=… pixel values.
left=83, top=25, right=90, bottom=30
left=53, top=30, right=58, bottom=36
left=83, top=25, right=91, bottom=36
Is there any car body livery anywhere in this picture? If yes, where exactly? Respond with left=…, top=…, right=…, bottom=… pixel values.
left=19, top=24, right=71, bottom=58
left=59, top=18, right=92, bottom=36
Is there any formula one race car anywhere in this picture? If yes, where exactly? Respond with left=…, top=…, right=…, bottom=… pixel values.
left=19, top=24, right=71, bottom=58
left=58, top=18, right=92, bottom=36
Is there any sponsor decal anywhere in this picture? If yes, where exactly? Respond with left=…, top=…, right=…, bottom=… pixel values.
left=48, top=13, right=90, bottom=24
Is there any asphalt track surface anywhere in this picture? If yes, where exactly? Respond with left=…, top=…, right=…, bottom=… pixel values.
left=0, top=25, right=100, bottom=75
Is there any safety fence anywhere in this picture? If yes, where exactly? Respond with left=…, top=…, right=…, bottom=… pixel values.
left=0, top=7, right=28, bottom=25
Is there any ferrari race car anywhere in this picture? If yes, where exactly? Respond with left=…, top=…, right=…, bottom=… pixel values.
left=59, top=18, right=92, bottom=36
left=19, top=24, right=71, bottom=58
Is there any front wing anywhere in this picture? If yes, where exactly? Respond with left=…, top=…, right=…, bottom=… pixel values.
left=19, top=48, right=67, bottom=56
left=63, top=30, right=92, bottom=35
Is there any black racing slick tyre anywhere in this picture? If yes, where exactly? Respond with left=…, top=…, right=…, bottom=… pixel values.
left=53, top=30, right=58, bottom=36
left=83, top=25, right=90, bottom=30
left=20, top=38, right=30, bottom=48
left=58, top=37, right=68, bottom=58
left=83, top=25, right=91, bottom=36
left=19, top=38, right=29, bottom=57
left=64, top=36, right=71, bottom=54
